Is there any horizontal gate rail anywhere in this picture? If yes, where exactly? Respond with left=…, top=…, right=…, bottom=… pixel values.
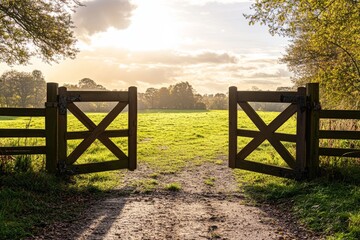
left=0, top=108, right=45, bottom=116
left=0, top=129, right=46, bottom=138
left=65, top=91, right=129, bottom=102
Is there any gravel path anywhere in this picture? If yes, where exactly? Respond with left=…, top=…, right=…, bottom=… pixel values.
left=31, top=160, right=321, bottom=240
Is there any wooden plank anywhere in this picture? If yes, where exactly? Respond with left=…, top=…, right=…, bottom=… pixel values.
left=319, top=130, right=360, bottom=140
left=237, top=129, right=297, bottom=142
left=320, top=110, right=360, bottom=119
left=296, top=87, right=307, bottom=172
left=67, top=130, right=128, bottom=140
left=66, top=91, right=129, bottom=102
left=67, top=103, right=128, bottom=164
left=58, top=87, right=68, bottom=170
left=229, top=86, right=238, bottom=168
left=67, top=160, right=129, bottom=174
left=235, top=159, right=299, bottom=179
left=128, top=86, right=137, bottom=171
left=45, top=82, right=59, bottom=174
left=67, top=102, right=127, bottom=164
left=0, top=129, right=45, bottom=137
left=237, top=91, right=298, bottom=103
left=0, top=146, right=46, bottom=155
left=0, top=108, right=45, bottom=117
left=319, top=148, right=360, bottom=158
left=306, top=83, right=320, bottom=179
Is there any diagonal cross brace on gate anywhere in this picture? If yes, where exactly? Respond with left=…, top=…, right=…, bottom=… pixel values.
left=57, top=86, right=137, bottom=174
left=229, top=86, right=308, bottom=179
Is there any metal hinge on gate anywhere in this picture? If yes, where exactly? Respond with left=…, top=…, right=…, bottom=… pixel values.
left=58, top=95, right=81, bottom=115
left=280, top=95, right=308, bottom=111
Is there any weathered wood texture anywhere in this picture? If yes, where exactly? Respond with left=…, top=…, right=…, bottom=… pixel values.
left=58, top=87, right=137, bottom=174
left=0, top=108, right=45, bottom=116
left=306, top=83, right=320, bottom=179
left=228, top=86, right=238, bottom=168
left=45, top=83, right=59, bottom=173
left=128, top=86, right=137, bottom=171
left=229, top=86, right=305, bottom=179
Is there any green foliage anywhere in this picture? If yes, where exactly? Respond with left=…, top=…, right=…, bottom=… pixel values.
left=0, top=0, right=80, bottom=65
left=246, top=0, right=360, bottom=108
left=130, top=178, right=158, bottom=193
left=0, top=70, right=46, bottom=108
left=204, top=177, right=216, bottom=186
left=164, top=182, right=182, bottom=191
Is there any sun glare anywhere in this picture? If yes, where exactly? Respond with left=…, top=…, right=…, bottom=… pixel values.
left=90, top=1, right=182, bottom=51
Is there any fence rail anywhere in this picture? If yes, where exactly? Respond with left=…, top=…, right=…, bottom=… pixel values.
left=0, top=107, right=47, bottom=159
left=318, top=109, right=360, bottom=158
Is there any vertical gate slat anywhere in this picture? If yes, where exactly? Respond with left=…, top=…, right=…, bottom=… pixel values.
left=296, top=87, right=307, bottom=175
left=45, top=83, right=59, bottom=173
left=306, top=83, right=320, bottom=179
left=58, top=87, right=68, bottom=171
left=128, top=86, right=137, bottom=171
left=229, top=86, right=238, bottom=168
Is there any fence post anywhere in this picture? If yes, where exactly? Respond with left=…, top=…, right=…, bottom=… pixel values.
left=128, top=86, right=137, bottom=171
left=45, top=83, right=59, bottom=174
left=306, top=83, right=320, bottom=179
left=58, top=87, right=67, bottom=171
left=296, top=87, right=307, bottom=177
left=229, top=86, right=238, bottom=168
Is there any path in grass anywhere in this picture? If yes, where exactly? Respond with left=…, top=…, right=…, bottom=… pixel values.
left=31, top=160, right=319, bottom=240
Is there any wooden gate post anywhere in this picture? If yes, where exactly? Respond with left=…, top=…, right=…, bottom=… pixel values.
left=128, top=86, right=137, bottom=171
left=306, top=83, right=320, bottom=178
left=45, top=83, right=59, bottom=174
left=229, top=86, right=238, bottom=168
left=58, top=87, right=67, bottom=171
left=296, top=87, right=307, bottom=176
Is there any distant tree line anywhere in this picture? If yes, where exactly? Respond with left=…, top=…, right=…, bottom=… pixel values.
left=138, top=82, right=227, bottom=110
left=0, top=70, right=293, bottom=112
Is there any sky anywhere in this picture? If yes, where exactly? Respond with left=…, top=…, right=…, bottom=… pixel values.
left=1, top=0, right=292, bottom=94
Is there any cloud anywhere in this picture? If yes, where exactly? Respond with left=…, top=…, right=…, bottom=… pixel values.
left=132, top=51, right=238, bottom=65
left=43, top=48, right=291, bottom=94
left=73, top=0, right=136, bottom=36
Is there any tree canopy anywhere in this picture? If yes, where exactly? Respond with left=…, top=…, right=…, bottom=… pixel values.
left=0, top=0, right=81, bottom=65
left=0, top=69, right=46, bottom=107
left=246, top=0, right=360, bottom=108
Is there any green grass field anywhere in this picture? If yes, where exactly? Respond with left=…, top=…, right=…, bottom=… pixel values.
left=0, top=110, right=359, bottom=239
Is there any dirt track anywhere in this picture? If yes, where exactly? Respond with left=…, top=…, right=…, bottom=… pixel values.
left=31, top=160, right=321, bottom=240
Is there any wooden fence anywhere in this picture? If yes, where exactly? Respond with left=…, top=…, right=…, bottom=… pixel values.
left=0, top=83, right=137, bottom=174
left=229, top=83, right=360, bottom=179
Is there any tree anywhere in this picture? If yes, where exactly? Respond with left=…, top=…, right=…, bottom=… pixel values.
left=31, top=70, right=46, bottom=107
left=144, top=88, right=159, bottom=109
left=0, top=70, right=46, bottom=107
left=78, top=78, right=106, bottom=90
left=0, top=0, right=81, bottom=65
left=169, top=82, right=195, bottom=109
left=246, top=0, right=360, bottom=108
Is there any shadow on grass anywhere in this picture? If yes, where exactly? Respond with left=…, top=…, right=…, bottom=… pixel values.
left=236, top=161, right=360, bottom=240
left=0, top=171, right=126, bottom=240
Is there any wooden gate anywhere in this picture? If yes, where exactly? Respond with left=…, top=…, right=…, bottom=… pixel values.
left=56, top=85, right=137, bottom=174
left=228, top=84, right=319, bottom=179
